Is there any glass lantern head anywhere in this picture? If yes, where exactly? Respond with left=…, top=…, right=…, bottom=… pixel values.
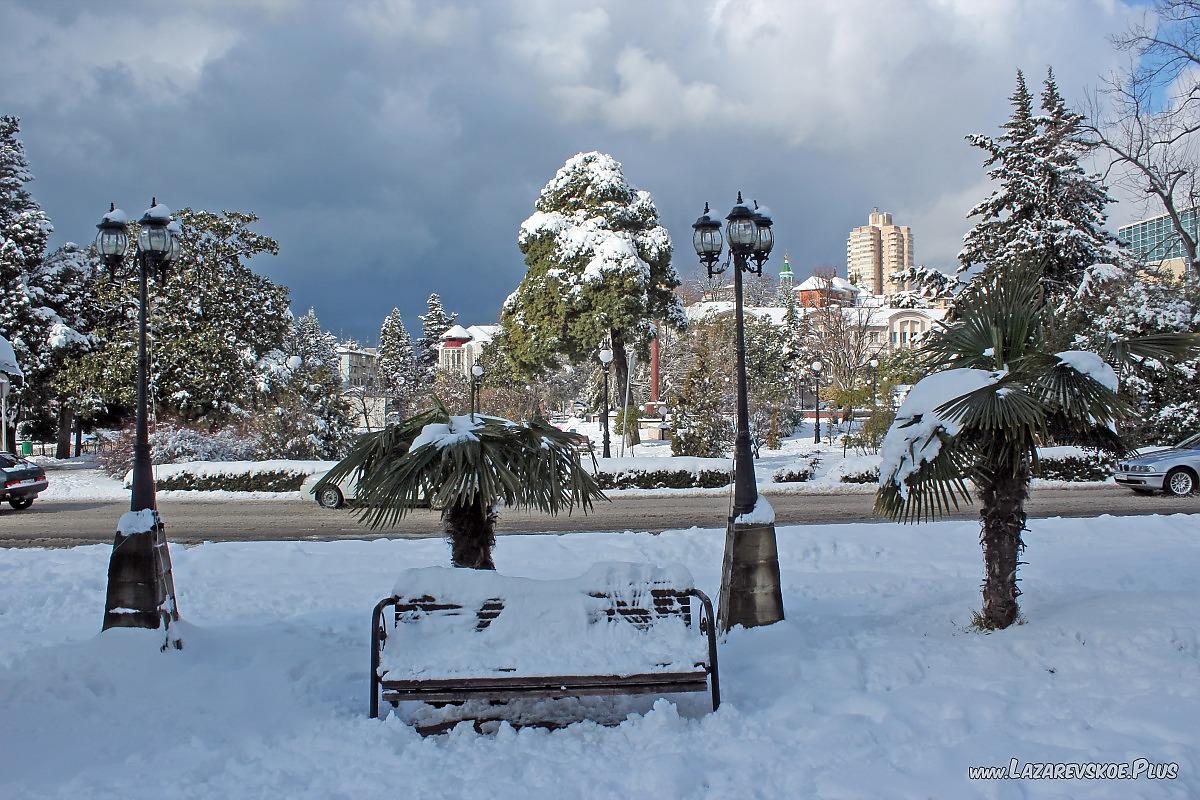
left=95, top=203, right=130, bottom=260
left=725, top=192, right=758, bottom=254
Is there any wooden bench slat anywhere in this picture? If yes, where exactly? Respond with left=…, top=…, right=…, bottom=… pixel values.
left=381, top=670, right=707, bottom=691
left=384, top=681, right=711, bottom=704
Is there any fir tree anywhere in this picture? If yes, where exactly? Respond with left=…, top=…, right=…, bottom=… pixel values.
left=66, top=208, right=292, bottom=424
left=416, top=293, right=456, bottom=381
left=0, top=115, right=53, bottom=424
left=256, top=308, right=354, bottom=459
left=669, top=322, right=733, bottom=458
left=960, top=69, right=1117, bottom=298
left=501, top=152, right=684, bottom=443
left=376, top=307, right=422, bottom=419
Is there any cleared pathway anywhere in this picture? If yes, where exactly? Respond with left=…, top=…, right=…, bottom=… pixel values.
left=2, top=485, right=1197, bottom=548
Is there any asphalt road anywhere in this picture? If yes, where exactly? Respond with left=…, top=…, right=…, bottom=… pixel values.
left=2, top=485, right=1198, bottom=548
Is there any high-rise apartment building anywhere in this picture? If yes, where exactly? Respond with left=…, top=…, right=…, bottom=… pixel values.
left=846, top=209, right=913, bottom=295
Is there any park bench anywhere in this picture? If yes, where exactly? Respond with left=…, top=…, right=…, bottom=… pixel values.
left=370, top=562, right=720, bottom=730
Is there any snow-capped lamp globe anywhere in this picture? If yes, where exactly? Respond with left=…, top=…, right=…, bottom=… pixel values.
left=811, top=359, right=823, bottom=373
left=95, top=203, right=130, bottom=278
left=137, top=199, right=173, bottom=255
left=724, top=192, right=759, bottom=256
left=471, top=364, right=485, bottom=379
left=750, top=202, right=774, bottom=275
left=691, top=202, right=724, bottom=276
left=598, top=347, right=614, bottom=365
left=869, top=357, right=879, bottom=370
left=165, top=220, right=183, bottom=264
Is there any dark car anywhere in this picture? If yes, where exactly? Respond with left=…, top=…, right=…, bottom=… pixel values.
left=1, top=451, right=48, bottom=510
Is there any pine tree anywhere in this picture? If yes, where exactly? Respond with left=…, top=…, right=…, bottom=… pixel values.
left=960, top=69, right=1117, bottom=298
left=416, top=293, right=456, bottom=381
left=376, top=307, right=423, bottom=420
left=0, top=115, right=53, bottom=424
left=256, top=308, right=355, bottom=459
left=502, top=152, right=684, bottom=443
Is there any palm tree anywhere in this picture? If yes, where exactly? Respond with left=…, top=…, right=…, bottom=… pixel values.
left=319, top=403, right=604, bottom=569
left=875, top=261, right=1199, bottom=629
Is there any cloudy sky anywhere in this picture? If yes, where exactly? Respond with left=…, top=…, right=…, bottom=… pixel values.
left=1, top=0, right=1148, bottom=341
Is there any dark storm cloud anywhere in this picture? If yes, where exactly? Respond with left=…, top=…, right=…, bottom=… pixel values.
left=0, top=0, right=1137, bottom=340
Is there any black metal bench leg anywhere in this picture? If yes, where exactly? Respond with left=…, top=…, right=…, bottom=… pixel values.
left=370, top=597, right=397, bottom=719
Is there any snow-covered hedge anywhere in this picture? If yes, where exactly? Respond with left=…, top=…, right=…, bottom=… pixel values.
left=589, top=457, right=732, bottom=490
left=126, top=460, right=336, bottom=493
left=99, top=423, right=262, bottom=478
left=840, top=468, right=880, bottom=484
left=771, top=466, right=811, bottom=483
left=1032, top=447, right=1115, bottom=482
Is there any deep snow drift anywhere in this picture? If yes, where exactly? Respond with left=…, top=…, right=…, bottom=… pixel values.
left=2, top=516, right=1197, bottom=798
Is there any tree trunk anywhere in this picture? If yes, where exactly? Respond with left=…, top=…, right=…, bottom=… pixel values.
left=610, top=329, right=640, bottom=446
left=55, top=407, right=74, bottom=459
left=977, top=456, right=1030, bottom=629
left=443, top=497, right=497, bottom=569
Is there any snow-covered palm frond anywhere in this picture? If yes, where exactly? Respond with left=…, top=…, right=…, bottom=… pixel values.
left=318, top=402, right=605, bottom=530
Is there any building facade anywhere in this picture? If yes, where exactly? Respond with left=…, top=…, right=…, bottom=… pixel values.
left=846, top=208, right=914, bottom=295
left=437, top=324, right=500, bottom=376
left=1117, top=208, right=1197, bottom=280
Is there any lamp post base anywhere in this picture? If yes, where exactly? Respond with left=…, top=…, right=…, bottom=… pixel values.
left=717, top=519, right=785, bottom=632
left=102, top=510, right=182, bottom=650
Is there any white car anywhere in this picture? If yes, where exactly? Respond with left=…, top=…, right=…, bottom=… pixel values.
left=300, top=469, right=361, bottom=509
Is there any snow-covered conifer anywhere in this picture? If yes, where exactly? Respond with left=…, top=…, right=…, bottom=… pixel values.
left=256, top=308, right=354, bottom=459
left=416, top=293, right=456, bottom=381
left=377, top=307, right=423, bottom=419
left=502, top=152, right=684, bottom=442
left=960, top=70, right=1118, bottom=298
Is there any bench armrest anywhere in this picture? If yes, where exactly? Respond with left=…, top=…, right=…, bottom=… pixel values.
left=683, top=587, right=720, bottom=710
left=370, top=595, right=399, bottom=719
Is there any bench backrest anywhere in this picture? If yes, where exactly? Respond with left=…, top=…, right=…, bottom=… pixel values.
left=394, top=588, right=694, bottom=632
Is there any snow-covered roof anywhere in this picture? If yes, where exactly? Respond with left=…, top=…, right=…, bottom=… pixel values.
left=440, top=324, right=474, bottom=341
left=685, top=300, right=942, bottom=327
left=466, top=324, right=500, bottom=346
left=796, top=275, right=861, bottom=293
left=0, top=335, right=22, bottom=378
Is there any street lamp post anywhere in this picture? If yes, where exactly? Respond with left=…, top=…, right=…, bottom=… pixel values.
left=598, top=347, right=613, bottom=458
left=811, top=360, right=823, bottom=444
left=95, top=200, right=182, bottom=642
left=0, top=373, right=9, bottom=453
left=470, top=363, right=485, bottom=419
left=869, top=357, right=880, bottom=407
left=693, top=194, right=784, bottom=631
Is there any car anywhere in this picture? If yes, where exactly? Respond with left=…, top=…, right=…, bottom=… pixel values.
left=1113, top=433, right=1200, bottom=496
left=301, top=467, right=438, bottom=511
left=1, top=451, right=48, bottom=510
left=300, top=468, right=361, bottom=509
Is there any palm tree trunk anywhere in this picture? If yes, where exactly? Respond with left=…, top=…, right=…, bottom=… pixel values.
left=977, top=455, right=1029, bottom=629
left=443, top=497, right=497, bottom=569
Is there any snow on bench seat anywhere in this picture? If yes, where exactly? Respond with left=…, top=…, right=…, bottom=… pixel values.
left=379, top=562, right=704, bottom=680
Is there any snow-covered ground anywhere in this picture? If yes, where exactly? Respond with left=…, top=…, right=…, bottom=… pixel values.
left=2, top=515, right=1197, bottom=798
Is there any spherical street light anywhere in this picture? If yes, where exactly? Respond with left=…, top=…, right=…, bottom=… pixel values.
left=811, top=360, right=823, bottom=373
left=471, top=364, right=484, bottom=378
left=470, top=363, right=485, bottom=417
left=598, top=348, right=613, bottom=365
left=811, top=360, right=823, bottom=444
left=869, top=358, right=879, bottom=370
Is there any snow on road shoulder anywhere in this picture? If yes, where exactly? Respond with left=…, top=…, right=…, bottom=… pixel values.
left=1, top=515, right=1198, bottom=798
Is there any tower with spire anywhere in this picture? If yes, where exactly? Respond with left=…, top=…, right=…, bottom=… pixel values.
left=778, top=252, right=795, bottom=299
